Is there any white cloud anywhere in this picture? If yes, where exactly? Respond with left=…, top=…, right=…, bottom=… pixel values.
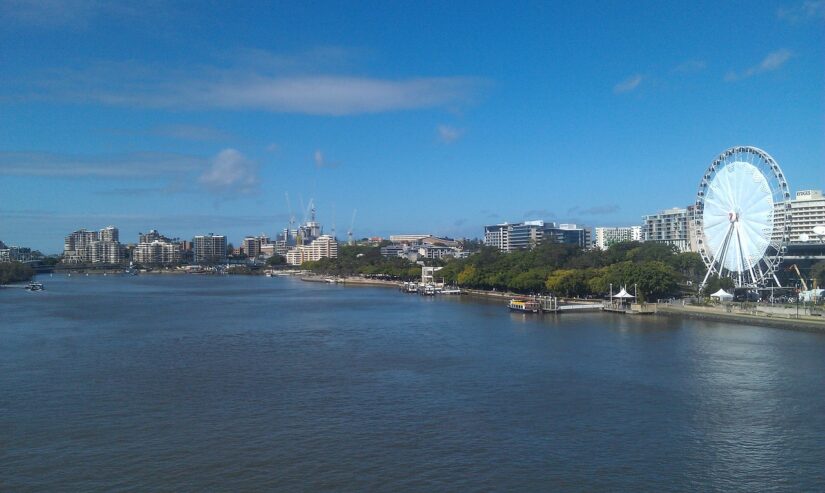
left=198, top=149, right=259, bottom=195
left=0, top=151, right=202, bottom=177
left=6, top=58, right=487, bottom=115
left=725, top=49, right=793, bottom=81
left=777, top=0, right=825, bottom=21
left=313, top=150, right=338, bottom=169
left=437, top=124, right=464, bottom=144
left=613, top=74, right=643, bottom=94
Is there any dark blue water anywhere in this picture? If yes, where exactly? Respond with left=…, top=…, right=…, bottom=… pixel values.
left=2, top=275, right=824, bottom=491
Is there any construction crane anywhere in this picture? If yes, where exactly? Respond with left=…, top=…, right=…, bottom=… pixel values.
left=284, top=192, right=296, bottom=229
left=330, top=203, right=337, bottom=239
left=347, top=209, right=357, bottom=246
left=788, top=264, right=809, bottom=292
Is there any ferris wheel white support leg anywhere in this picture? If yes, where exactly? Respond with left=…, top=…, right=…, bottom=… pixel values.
left=716, top=223, right=736, bottom=284
left=773, top=273, right=783, bottom=288
left=734, top=224, right=756, bottom=287
left=734, top=225, right=744, bottom=287
left=701, top=222, right=734, bottom=289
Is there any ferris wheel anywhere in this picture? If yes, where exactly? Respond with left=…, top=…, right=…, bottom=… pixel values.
left=695, top=146, right=791, bottom=288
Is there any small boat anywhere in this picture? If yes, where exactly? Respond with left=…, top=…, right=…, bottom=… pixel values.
left=508, top=298, right=540, bottom=313
left=25, top=282, right=45, bottom=292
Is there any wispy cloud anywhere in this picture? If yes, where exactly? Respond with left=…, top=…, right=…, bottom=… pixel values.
left=0, top=0, right=157, bottom=29
left=0, top=151, right=202, bottom=177
left=313, top=150, right=339, bottom=169
left=150, top=124, right=234, bottom=142
left=672, top=60, right=707, bottom=74
left=777, top=0, right=825, bottom=21
left=523, top=209, right=556, bottom=219
left=198, top=149, right=259, bottom=195
left=725, top=49, right=793, bottom=81
left=436, top=124, right=464, bottom=144
left=613, top=74, right=643, bottom=94
left=567, top=204, right=620, bottom=216
left=6, top=57, right=487, bottom=115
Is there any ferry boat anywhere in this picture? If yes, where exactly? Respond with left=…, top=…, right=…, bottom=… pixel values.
left=508, top=298, right=540, bottom=313
left=400, top=282, right=419, bottom=293
left=25, top=282, right=45, bottom=292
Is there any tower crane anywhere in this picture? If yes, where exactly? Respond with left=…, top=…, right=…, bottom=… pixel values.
left=347, top=209, right=358, bottom=246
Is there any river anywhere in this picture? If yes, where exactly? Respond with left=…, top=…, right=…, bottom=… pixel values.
left=2, top=275, right=824, bottom=491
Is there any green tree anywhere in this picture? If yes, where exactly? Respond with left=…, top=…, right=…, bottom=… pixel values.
left=266, top=255, right=286, bottom=266
left=0, top=262, right=35, bottom=284
left=810, top=260, right=825, bottom=287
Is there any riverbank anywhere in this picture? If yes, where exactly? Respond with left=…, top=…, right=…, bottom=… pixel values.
left=300, top=274, right=825, bottom=332
left=657, top=304, right=825, bottom=332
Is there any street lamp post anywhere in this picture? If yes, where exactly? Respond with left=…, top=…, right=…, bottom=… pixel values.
left=797, top=282, right=800, bottom=319
left=610, top=283, right=613, bottom=309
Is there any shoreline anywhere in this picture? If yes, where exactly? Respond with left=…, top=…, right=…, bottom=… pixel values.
left=656, top=305, right=825, bottom=332
left=300, top=274, right=825, bottom=333
left=30, top=272, right=825, bottom=333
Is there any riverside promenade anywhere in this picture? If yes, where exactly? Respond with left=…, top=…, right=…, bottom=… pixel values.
left=658, top=304, right=825, bottom=332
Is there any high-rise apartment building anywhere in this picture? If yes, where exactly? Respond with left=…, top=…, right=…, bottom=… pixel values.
left=133, top=240, right=181, bottom=265
left=594, top=226, right=643, bottom=250
left=99, top=226, right=119, bottom=243
left=193, top=234, right=227, bottom=264
left=63, top=227, right=123, bottom=264
left=642, top=208, right=690, bottom=252
left=286, top=235, right=338, bottom=265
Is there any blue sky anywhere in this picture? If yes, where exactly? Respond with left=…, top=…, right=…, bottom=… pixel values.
left=1, top=0, right=823, bottom=252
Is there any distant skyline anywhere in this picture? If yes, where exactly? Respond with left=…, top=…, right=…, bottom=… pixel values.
left=1, top=1, right=823, bottom=252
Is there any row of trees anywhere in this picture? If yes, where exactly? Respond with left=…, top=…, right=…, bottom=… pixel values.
left=0, top=262, right=35, bottom=285
left=302, top=245, right=421, bottom=281
left=437, top=241, right=703, bottom=300
left=301, top=241, right=704, bottom=300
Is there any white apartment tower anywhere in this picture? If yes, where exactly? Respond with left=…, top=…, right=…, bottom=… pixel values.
left=594, top=226, right=643, bottom=250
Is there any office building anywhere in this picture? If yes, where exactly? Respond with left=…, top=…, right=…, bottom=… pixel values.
left=484, top=221, right=589, bottom=252
left=789, top=190, right=825, bottom=243
left=389, top=234, right=433, bottom=244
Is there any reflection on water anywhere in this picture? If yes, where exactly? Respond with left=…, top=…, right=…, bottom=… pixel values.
left=2, top=275, right=824, bottom=491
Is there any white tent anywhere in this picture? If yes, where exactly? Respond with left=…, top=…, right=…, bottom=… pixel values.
left=612, top=288, right=635, bottom=298
left=710, top=288, right=733, bottom=301
left=799, top=289, right=824, bottom=302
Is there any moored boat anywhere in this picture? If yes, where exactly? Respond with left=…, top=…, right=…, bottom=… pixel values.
left=508, top=298, right=540, bottom=313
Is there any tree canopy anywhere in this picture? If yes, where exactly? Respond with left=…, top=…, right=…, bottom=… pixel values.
left=303, top=241, right=703, bottom=299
